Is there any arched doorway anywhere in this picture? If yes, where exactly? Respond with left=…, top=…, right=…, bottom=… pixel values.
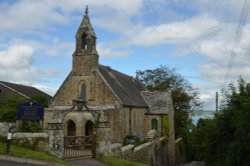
left=67, top=120, right=76, bottom=136
left=85, top=120, right=94, bottom=136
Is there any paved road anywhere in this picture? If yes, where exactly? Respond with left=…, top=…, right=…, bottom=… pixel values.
left=0, top=160, right=40, bottom=166
left=180, top=161, right=205, bottom=166
left=67, top=157, right=106, bottom=166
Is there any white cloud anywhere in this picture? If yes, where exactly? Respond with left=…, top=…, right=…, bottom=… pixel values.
left=9, top=38, right=74, bottom=57
left=195, top=0, right=244, bottom=21
left=85, top=0, right=143, bottom=16
left=131, top=16, right=219, bottom=46
left=0, top=1, right=66, bottom=35
left=97, top=43, right=131, bottom=58
left=33, top=84, right=56, bottom=96
left=0, top=45, right=33, bottom=69
left=43, top=39, right=74, bottom=57
left=0, top=44, right=60, bottom=85
left=1, top=0, right=250, bottom=111
left=0, top=0, right=144, bottom=36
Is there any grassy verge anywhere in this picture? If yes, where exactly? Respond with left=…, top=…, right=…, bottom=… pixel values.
left=100, top=156, right=150, bottom=166
left=0, top=142, right=71, bottom=166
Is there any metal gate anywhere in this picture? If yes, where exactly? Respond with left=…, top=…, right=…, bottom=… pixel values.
left=64, top=135, right=95, bottom=158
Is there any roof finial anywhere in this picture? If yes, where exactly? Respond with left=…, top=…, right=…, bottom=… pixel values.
left=85, top=5, right=88, bottom=16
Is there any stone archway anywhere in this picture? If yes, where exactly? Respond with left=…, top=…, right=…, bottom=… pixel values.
left=63, top=112, right=96, bottom=158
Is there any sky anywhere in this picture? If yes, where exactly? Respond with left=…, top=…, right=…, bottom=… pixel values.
left=1, top=0, right=250, bottom=110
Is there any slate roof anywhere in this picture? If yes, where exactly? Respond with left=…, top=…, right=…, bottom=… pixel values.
left=0, top=81, right=52, bottom=100
left=98, top=65, right=148, bottom=107
left=141, top=91, right=172, bottom=115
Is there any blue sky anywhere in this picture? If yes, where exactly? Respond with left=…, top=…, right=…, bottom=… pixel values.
left=1, top=0, right=250, bottom=110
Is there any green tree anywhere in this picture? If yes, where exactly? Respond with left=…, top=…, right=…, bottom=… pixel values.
left=192, top=77, right=250, bottom=166
left=0, top=94, right=49, bottom=132
left=0, top=94, right=26, bottom=122
left=136, top=65, right=201, bottom=136
left=136, top=65, right=202, bottom=161
left=211, top=77, right=250, bottom=166
left=31, top=95, right=50, bottom=107
left=0, top=94, right=49, bottom=122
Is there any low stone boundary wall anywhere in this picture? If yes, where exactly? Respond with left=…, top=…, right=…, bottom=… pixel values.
left=0, top=123, right=49, bottom=152
left=12, top=133, right=49, bottom=152
left=116, top=137, right=170, bottom=166
left=110, top=143, right=122, bottom=157
left=175, top=137, right=186, bottom=165
left=0, top=123, right=15, bottom=137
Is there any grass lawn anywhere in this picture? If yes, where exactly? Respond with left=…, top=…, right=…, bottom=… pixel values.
left=0, top=142, right=71, bottom=166
left=100, top=156, right=151, bottom=166
left=0, top=142, right=150, bottom=166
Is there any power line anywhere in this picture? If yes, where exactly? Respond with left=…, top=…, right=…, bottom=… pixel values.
left=211, top=0, right=250, bottom=112
left=224, top=0, right=250, bottom=84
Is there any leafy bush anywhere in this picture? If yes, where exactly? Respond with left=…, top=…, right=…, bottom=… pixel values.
left=123, top=133, right=147, bottom=147
left=20, top=121, right=42, bottom=132
left=123, top=133, right=140, bottom=145
left=0, top=94, right=26, bottom=122
left=190, top=77, right=250, bottom=166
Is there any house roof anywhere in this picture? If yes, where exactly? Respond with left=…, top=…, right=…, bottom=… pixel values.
left=98, top=65, right=148, bottom=108
left=0, top=81, right=52, bottom=100
left=141, top=91, right=173, bottom=115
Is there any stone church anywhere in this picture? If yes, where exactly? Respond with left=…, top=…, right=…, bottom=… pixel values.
left=44, top=6, right=175, bottom=159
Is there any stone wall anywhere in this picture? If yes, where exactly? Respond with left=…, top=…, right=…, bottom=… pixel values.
left=44, top=109, right=66, bottom=158
left=107, top=107, right=147, bottom=143
left=144, top=115, right=163, bottom=136
left=120, top=138, right=152, bottom=165
left=51, top=70, right=117, bottom=106
left=12, top=133, right=49, bottom=152
left=0, top=123, right=15, bottom=137
left=119, top=137, right=173, bottom=166
left=175, top=138, right=186, bottom=165
left=0, top=124, right=49, bottom=153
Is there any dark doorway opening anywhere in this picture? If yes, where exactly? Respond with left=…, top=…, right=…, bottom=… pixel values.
left=67, top=120, right=76, bottom=136
left=85, top=120, right=94, bottom=136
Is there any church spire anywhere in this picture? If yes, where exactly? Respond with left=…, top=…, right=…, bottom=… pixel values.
left=73, top=5, right=99, bottom=74
left=75, top=5, right=97, bottom=52
left=85, top=5, right=88, bottom=16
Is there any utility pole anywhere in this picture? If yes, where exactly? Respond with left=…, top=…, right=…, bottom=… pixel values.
left=216, top=92, right=218, bottom=112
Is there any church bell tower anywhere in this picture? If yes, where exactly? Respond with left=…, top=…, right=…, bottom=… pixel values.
left=72, top=6, right=99, bottom=75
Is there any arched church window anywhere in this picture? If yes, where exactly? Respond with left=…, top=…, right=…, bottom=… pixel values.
left=151, top=119, right=158, bottom=131
left=81, top=33, right=87, bottom=50
left=80, top=83, right=86, bottom=100
left=67, top=120, right=76, bottom=136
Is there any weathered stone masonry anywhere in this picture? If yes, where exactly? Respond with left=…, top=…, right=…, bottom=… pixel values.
left=44, top=7, right=175, bottom=162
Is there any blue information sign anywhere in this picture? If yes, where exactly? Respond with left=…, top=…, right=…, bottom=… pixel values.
left=17, top=102, right=44, bottom=120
